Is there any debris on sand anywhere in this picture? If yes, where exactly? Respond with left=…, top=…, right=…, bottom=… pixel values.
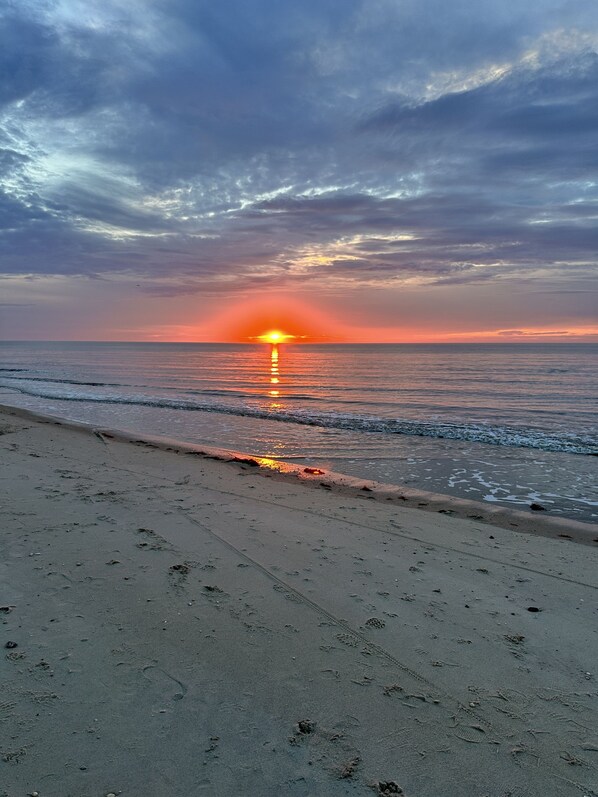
left=232, top=456, right=260, bottom=467
left=339, top=756, right=360, bottom=779
left=374, top=781, right=404, bottom=795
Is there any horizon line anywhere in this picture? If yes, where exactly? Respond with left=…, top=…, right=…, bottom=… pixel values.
left=2, top=339, right=597, bottom=345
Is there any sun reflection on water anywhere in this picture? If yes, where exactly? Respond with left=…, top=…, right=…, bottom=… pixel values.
left=268, top=343, right=282, bottom=401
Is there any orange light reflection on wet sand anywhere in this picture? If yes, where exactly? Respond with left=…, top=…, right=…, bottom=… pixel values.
left=253, top=455, right=287, bottom=472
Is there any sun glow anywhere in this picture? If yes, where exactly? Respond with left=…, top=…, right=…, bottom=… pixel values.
left=257, top=330, right=294, bottom=344
left=207, top=296, right=344, bottom=343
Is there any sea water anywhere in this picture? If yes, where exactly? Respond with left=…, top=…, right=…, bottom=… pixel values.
left=0, top=342, right=596, bottom=522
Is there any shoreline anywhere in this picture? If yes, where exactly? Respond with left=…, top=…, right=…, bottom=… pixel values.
left=2, top=402, right=596, bottom=545
left=2, top=405, right=598, bottom=795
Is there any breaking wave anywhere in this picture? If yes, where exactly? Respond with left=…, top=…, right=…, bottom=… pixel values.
left=1, top=380, right=595, bottom=456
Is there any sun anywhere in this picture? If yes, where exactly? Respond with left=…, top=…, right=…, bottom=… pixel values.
left=257, top=330, right=294, bottom=344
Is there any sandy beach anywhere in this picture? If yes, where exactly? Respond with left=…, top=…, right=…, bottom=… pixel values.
left=1, top=405, right=597, bottom=797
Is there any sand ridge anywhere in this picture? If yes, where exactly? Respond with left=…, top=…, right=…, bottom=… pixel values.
left=1, top=408, right=597, bottom=796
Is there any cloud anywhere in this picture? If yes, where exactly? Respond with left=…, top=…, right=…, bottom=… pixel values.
left=497, top=329, right=571, bottom=336
left=0, top=0, right=597, bottom=311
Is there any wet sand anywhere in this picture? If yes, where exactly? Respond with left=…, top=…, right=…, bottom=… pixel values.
left=1, top=406, right=597, bottom=796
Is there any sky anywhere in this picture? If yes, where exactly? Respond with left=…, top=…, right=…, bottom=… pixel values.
left=1, top=0, right=597, bottom=342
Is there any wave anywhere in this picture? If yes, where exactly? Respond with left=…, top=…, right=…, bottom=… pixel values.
left=185, top=388, right=319, bottom=401
left=1, top=376, right=123, bottom=387
left=1, top=381, right=596, bottom=456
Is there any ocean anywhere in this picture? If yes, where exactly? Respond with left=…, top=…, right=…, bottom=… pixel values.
left=0, top=341, right=596, bottom=523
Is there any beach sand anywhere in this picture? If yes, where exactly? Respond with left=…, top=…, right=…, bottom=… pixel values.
left=1, top=405, right=597, bottom=796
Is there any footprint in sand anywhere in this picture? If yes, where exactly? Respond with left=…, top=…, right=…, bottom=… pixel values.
left=288, top=719, right=362, bottom=782
left=336, top=633, right=360, bottom=647
left=272, top=584, right=302, bottom=603
left=365, top=617, right=386, bottom=629
left=167, top=561, right=196, bottom=591
left=0, top=701, right=15, bottom=718
left=142, top=664, right=187, bottom=704
left=136, top=527, right=172, bottom=551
